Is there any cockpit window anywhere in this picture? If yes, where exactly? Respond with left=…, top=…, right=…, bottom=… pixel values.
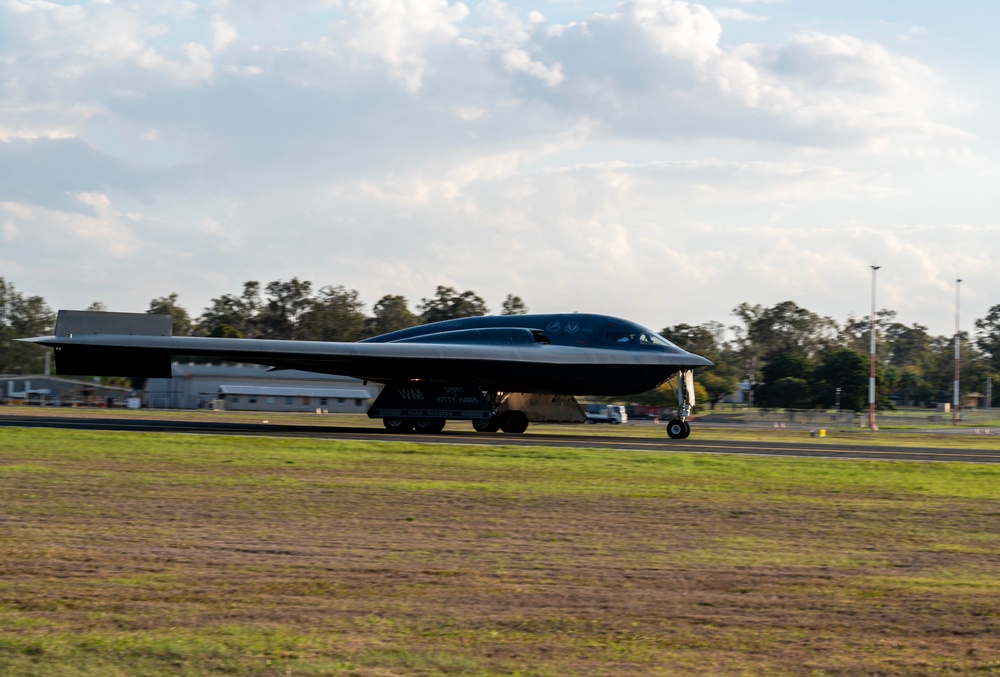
left=640, top=332, right=677, bottom=347
left=603, top=328, right=681, bottom=349
left=604, top=330, right=637, bottom=344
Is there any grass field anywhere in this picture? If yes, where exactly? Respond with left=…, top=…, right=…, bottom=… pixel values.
left=1, top=428, right=999, bottom=676
left=6, top=405, right=1000, bottom=450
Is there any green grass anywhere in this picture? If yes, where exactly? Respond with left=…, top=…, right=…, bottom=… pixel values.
left=8, top=404, right=1000, bottom=449
left=1, top=428, right=999, bottom=675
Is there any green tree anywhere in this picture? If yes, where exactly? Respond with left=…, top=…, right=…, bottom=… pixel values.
left=209, top=324, right=243, bottom=339
left=257, top=278, right=314, bottom=340
left=731, top=301, right=837, bottom=362
left=838, top=309, right=897, bottom=357
left=767, top=377, right=812, bottom=409
left=811, top=348, right=871, bottom=410
left=500, top=294, right=528, bottom=315
left=884, top=321, right=934, bottom=369
left=0, top=278, right=56, bottom=374
left=661, top=321, right=739, bottom=409
left=197, top=281, right=263, bottom=338
left=297, top=285, right=367, bottom=342
left=418, top=286, right=489, bottom=323
left=629, top=380, right=708, bottom=412
left=885, top=364, right=934, bottom=407
left=147, top=293, right=192, bottom=336
left=923, top=333, right=992, bottom=406
left=756, top=351, right=813, bottom=407
left=975, top=304, right=1000, bottom=374
left=366, top=295, right=418, bottom=336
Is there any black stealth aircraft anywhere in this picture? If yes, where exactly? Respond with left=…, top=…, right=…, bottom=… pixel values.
left=21, top=310, right=712, bottom=438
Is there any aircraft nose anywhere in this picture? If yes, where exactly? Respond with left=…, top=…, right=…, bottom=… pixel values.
left=684, top=352, right=714, bottom=367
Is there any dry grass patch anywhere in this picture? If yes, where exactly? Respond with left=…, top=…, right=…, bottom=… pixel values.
left=1, top=428, right=999, bottom=675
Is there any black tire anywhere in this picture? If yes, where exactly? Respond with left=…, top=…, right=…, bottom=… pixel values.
left=413, top=418, right=446, bottom=434
left=472, top=417, right=500, bottom=433
left=666, top=418, right=686, bottom=439
left=681, top=421, right=691, bottom=439
left=499, top=410, right=529, bottom=434
left=383, top=418, right=414, bottom=433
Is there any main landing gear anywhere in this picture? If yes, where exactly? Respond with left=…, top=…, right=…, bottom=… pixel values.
left=382, top=418, right=414, bottom=433
left=382, top=414, right=528, bottom=435
left=382, top=418, right=448, bottom=434
left=376, top=390, right=578, bottom=436
left=471, top=416, right=500, bottom=433
left=470, top=410, right=528, bottom=434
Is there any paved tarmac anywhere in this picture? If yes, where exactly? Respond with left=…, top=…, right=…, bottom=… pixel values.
left=1, top=412, right=998, bottom=464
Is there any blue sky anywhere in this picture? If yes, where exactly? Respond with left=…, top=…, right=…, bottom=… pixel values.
left=0, top=0, right=996, bottom=336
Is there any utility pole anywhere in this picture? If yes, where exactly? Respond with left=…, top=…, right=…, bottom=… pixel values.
left=953, top=278, right=962, bottom=425
left=869, top=265, right=880, bottom=430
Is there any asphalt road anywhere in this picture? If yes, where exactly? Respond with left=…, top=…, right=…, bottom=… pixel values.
left=2, top=412, right=999, bottom=464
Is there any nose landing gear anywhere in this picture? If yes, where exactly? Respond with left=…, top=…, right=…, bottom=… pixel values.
left=666, top=418, right=691, bottom=439
left=665, top=369, right=695, bottom=439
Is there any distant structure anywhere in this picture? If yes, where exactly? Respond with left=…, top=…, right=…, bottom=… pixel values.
left=145, top=363, right=380, bottom=411
left=0, top=375, right=133, bottom=407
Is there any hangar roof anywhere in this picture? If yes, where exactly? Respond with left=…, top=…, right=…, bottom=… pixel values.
left=217, top=385, right=372, bottom=399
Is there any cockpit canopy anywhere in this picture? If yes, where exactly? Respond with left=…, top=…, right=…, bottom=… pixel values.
left=362, top=313, right=685, bottom=353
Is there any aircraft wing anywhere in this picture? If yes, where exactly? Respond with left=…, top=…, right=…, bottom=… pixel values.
left=18, top=310, right=712, bottom=396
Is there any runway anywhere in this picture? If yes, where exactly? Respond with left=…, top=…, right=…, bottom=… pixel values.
left=2, top=412, right=998, bottom=463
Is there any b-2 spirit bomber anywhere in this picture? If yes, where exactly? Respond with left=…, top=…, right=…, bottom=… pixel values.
left=21, top=310, right=713, bottom=438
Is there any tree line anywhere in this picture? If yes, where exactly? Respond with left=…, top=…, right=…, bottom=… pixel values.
left=0, top=277, right=527, bottom=375
left=662, top=301, right=1000, bottom=411
left=2, top=277, right=999, bottom=411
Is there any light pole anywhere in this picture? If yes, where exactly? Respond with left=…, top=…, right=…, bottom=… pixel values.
left=835, top=387, right=841, bottom=423
left=953, top=279, right=962, bottom=425
left=869, top=265, right=880, bottom=430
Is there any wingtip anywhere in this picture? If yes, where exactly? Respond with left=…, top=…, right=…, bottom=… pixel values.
left=14, top=335, right=56, bottom=344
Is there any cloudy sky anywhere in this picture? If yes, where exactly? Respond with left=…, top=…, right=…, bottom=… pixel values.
left=1, top=0, right=996, bottom=336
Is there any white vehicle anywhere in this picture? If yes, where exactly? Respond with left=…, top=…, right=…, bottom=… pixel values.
left=584, top=404, right=627, bottom=424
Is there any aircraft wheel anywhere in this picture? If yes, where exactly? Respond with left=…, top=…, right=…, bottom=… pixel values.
left=413, top=418, right=446, bottom=434
left=666, top=419, right=687, bottom=439
left=472, top=417, right=500, bottom=433
left=499, top=410, right=529, bottom=434
left=383, top=418, right=414, bottom=433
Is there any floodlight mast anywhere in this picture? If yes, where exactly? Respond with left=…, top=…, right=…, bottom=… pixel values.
left=868, top=265, right=880, bottom=430
left=954, top=278, right=962, bottom=426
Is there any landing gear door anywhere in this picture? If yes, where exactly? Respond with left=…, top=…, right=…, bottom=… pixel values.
left=368, top=383, right=492, bottom=420
left=683, top=370, right=696, bottom=409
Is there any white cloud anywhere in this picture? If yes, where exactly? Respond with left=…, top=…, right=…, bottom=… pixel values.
left=0, top=193, right=143, bottom=259
left=627, top=0, right=721, bottom=64
left=210, top=15, right=237, bottom=52
left=0, top=0, right=990, bottom=335
left=345, top=0, right=469, bottom=90
left=477, top=0, right=565, bottom=86
left=526, top=2, right=970, bottom=152
left=501, top=48, right=564, bottom=85
left=712, top=7, right=767, bottom=22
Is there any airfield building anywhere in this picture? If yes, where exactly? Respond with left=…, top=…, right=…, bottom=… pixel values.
left=144, top=363, right=380, bottom=412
